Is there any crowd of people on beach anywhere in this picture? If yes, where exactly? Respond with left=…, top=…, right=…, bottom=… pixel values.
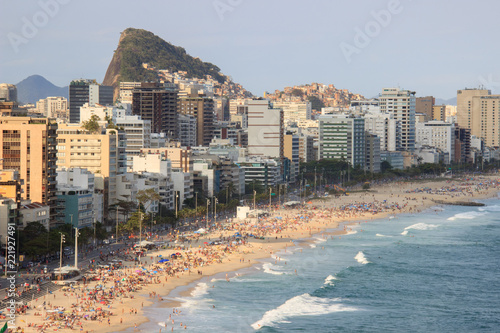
left=7, top=175, right=500, bottom=332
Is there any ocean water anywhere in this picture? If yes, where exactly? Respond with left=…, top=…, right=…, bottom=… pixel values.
left=137, top=196, right=500, bottom=332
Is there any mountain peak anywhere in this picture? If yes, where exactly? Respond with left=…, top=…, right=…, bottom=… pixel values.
left=16, top=75, right=68, bottom=104
left=103, top=27, right=225, bottom=99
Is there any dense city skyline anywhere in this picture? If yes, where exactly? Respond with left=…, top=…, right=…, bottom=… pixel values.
left=2, top=0, right=500, bottom=100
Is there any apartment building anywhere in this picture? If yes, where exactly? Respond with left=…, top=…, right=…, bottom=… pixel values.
left=379, top=88, right=416, bottom=151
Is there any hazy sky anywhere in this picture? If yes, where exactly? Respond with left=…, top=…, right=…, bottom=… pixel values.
left=1, top=0, right=500, bottom=100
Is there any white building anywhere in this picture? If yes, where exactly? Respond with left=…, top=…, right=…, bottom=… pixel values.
left=56, top=167, right=103, bottom=225
left=379, top=88, right=416, bottom=151
left=192, top=159, right=218, bottom=197
left=364, top=111, right=401, bottom=152
left=236, top=157, right=281, bottom=188
left=414, top=147, right=444, bottom=164
left=178, top=113, right=197, bottom=147
left=35, top=96, right=67, bottom=118
left=115, top=115, right=151, bottom=171
left=272, top=101, right=312, bottom=124
left=415, top=121, right=455, bottom=164
left=131, top=154, right=175, bottom=212
left=0, top=198, right=17, bottom=247
left=80, top=102, right=132, bottom=124
left=171, top=170, right=192, bottom=209
left=247, top=100, right=283, bottom=159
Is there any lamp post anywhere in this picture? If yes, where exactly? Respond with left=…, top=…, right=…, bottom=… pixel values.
left=269, top=187, right=272, bottom=211
left=116, top=205, right=119, bottom=242
left=175, top=192, right=179, bottom=218
left=74, top=227, right=80, bottom=269
left=93, top=219, right=96, bottom=247
left=195, top=192, right=198, bottom=217
left=214, top=198, right=218, bottom=227
left=253, top=190, right=256, bottom=210
left=59, top=233, right=66, bottom=272
left=206, top=199, right=210, bottom=229
left=278, top=184, right=281, bottom=206
left=139, top=211, right=142, bottom=248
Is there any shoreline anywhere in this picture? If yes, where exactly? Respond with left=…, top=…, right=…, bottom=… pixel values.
left=18, top=175, right=500, bottom=332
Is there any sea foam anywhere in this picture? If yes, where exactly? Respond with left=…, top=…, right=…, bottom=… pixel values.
left=262, top=262, right=286, bottom=275
left=251, top=293, right=358, bottom=329
left=405, top=223, right=439, bottom=231
left=447, top=211, right=488, bottom=221
left=191, top=282, right=209, bottom=297
left=376, top=233, right=393, bottom=237
left=324, top=275, right=337, bottom=285
left=354, top=251, right=370, bottom=265
left=478, top=205, right=500, bottom=212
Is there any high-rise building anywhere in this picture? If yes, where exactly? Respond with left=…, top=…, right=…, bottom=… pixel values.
left=272, top=101, right=312, bottom=124
left=247, top=100, right=284, bottom=159
left=35, top=96, right=68, bottom=119
left=318, top=115, right=365, bottom=168
left=132, top=82, right=178, bottom=138
left=379, top=88, right=416, bottom=151
left=365, top=133, right=381, bottom=173
left=364, top=111, right=401, bottom=152
left=456, top=89, right=500, bottom=147
left=56, top=124, right=125, bottom=222
left=471, top=95, right=500, bottom=147
left=69, top=79, right=113, bottom=123
left=456, top=89, right=490, bottom=130
left=415, top=96, right=435, bottom=121
left=0, top=117, right=58, bottom=220
left=432, top=105, right=446, bottom=122
left=114, top=115, right=151, bottom=171
left=284, top=133, right=300, bottom=182
left=454, top=126, right=471, bottom=164
left=178, top=89, right=215, bottom=146
left=0, top=84, right=17, bottom=102
left=416, top=121, right=455, bottom=163
left=178, top=114, right=197, bottom=147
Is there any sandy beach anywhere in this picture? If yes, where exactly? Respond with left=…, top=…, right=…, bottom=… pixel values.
left=13, top=174, right=500, bottom=333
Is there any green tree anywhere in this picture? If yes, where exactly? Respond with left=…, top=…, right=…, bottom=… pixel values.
left=81, top=114, right=101, bottom=133
left=381, top=161, right=393, bottom=173
left=136, top=188, right=161, bottom=235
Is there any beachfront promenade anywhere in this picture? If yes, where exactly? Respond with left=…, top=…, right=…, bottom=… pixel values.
left=7, top=174, right=500, bottom=333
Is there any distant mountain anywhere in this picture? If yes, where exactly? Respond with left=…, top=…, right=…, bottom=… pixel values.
left=435, top=97, right=457, bottom=106
left=103, top=28, right=226, bottom=99
left=16, top=75, right=68, bottom=104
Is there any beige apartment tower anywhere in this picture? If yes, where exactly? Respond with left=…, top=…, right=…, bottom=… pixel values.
left=457, top=89, right=500, bottom=147
left=56, top=124, right=122, bottom=212
left=456, top=89, right=490, bottom=130
left=0, top=117, right=58, bottom=216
